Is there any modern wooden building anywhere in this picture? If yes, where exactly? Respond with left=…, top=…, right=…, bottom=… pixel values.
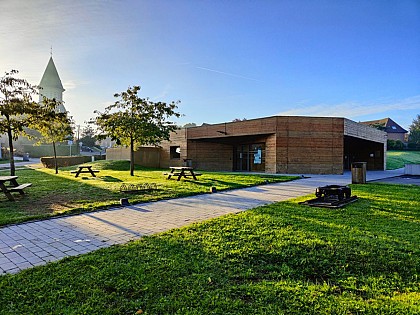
left=157, top=116, right=387, bottom=174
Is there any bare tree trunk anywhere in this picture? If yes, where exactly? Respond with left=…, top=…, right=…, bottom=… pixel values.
left=7, top=128, right=16, bottom=176
left=7, top=127, right=15, bottom=176
left=130, top=137, right=134, bottom=176
left=52, top=141, right=58, bottom=174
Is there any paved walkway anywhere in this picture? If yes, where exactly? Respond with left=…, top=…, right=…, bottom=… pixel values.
left=0, top=158, right=41, bottom=170
left=0, top=169, right=404, bottom=275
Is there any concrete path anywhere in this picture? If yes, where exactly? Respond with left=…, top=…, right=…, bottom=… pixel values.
left=0, top=158, right=42, bottom=170
left=0, top=169, right=404, bottom=275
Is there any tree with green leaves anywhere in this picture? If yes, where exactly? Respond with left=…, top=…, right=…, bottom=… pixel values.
left=79, top=125, right=97, bottom=148
left=29, top=97, right=74, bottom=174
left=408, top=114, right=420, bottom=149
left=93, top=85, right=181, bottom=176
left=0, top=70, right=39, bottom=175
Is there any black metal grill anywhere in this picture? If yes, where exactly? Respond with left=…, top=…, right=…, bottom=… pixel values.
left=300, top=185, right=358, bottom=208
left=315, top=185, right=352, bottom=201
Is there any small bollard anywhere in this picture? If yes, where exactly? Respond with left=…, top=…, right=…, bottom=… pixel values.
left=210, top=186, right=217, bottom=193
left=120, top=198, right=130, bottom=206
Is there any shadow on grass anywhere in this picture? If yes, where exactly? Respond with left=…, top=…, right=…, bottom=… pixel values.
left=99, top=176, right=123, bottom=183
left=1, top=200, right=419, bottom=314
left=0, top=168, right=122, bottom=226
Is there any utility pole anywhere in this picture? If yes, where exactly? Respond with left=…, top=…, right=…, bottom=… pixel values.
left=77, top=125, right=80, bottom=141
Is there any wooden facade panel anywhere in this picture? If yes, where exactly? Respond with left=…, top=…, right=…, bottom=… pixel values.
left=287, top=149, right=338, bottom=160
left=187, top=141, right=233, bottom=171
left=287, top=131, right=340, bottom=139
left=275, top=137, right=289, bottom=147
left=228, top=117, right=277, bottom=135
left=287, top=164, right=311, bottom=174
left=332, top=137, right=344, bottom=147
left=287, top=163, right=341, bottom=175
left=188, top=117, right=277, bottom=139
left=276, top=117, right=345, bottom=134
left=265, top=134, right=277, bottom=173
left=106, top=147, right=161, bottom=168
left=288, top=157, right=334, bottom=164
left=287, top=138, right=335, bottom=148
left=159, top=129, right=188, bottom=168
left=276, top=164, right=288, bottom=173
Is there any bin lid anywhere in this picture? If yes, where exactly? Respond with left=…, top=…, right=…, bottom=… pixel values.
left=352, top=162, right=366, bottom=165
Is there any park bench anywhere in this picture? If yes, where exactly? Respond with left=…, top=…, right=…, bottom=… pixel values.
left=164, top=166, right=202, bottom=181
left=0, top=176, right=32, bottom=201
left=71, top=165, right=100, bottom=177
left=8, top=183, right=32, bottom=192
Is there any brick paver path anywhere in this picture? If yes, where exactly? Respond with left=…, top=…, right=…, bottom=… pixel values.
left=0, top=170, right=400, bottom=275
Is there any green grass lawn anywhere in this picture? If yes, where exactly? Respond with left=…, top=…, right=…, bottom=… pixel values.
left=387, top=150, right=420, bottom=169
left=0, top=160, right=297, bottom=226
left=0, top=183, right=419, bottom=314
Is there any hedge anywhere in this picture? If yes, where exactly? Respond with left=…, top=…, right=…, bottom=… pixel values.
left=40, top=156, right=92, bottom=168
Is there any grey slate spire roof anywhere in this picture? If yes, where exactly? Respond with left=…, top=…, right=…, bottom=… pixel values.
left=38, top=56, right=66, bottom=113
left=39, top=56, right=65, bottom=91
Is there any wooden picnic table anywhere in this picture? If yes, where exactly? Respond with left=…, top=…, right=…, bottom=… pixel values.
left=0, top=176, right=32, bottom=201
left=71, top=165, right=100, bottom=178
left=165, top=166, right=201, bottom=181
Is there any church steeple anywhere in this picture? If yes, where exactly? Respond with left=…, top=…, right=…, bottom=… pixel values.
left=39, top=56, right=66, bottom=113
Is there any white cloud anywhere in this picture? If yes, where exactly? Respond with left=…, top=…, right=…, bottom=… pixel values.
left=152, top=84, right=173, bottom=101
left=278, top=95, right=420, bottom=119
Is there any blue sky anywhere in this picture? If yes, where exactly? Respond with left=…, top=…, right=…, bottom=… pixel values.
left=1, top=0, right=419, bottom=130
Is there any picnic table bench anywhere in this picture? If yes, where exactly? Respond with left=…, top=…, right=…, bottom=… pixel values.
left=0, top=176, right=32, bottom=201
left=71, top=165, right=100, bottom=178
left=164, top=166, right=202, bottom=181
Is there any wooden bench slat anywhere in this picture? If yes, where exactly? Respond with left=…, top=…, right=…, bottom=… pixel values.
left=179, top=173, right=202, bottom=176
left=9, top=183, right=32, bottom=191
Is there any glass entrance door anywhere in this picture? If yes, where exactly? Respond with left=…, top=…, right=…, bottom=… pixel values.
left=234, top=143, right=265, bottom=172
left=235, top=145, right=250, bottom=171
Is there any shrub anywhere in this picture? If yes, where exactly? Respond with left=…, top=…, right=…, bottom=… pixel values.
left=387, top=139, right=404, bottom=150
left=40, top=156, right=91, bottom=168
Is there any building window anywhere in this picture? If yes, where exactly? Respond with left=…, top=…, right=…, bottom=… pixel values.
left=170, top=146, right=181, bottom=159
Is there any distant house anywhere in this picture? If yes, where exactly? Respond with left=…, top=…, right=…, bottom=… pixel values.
left=360, top=118, right=408, bottom=143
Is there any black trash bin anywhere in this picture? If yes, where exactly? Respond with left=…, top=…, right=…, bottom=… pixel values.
left=183, top=159, right=192, bottom=167
left=23, top=153, right=30, bottom=162
left=351, top=162, right=366, bottom=184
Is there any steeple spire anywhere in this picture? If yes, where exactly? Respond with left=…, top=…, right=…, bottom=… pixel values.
left=39, top=56, right=66, bottom=113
